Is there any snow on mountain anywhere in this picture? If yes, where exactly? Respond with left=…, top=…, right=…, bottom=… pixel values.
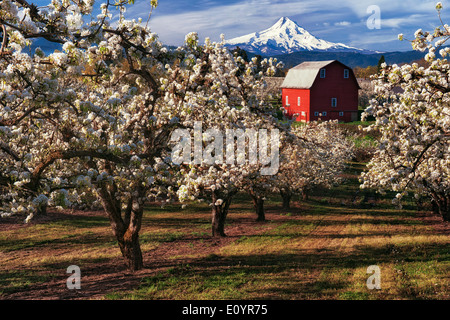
left=225, top=17, right=374, bottom=56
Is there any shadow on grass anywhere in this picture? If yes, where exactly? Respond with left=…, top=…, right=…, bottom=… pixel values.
left=0, top=270, right=51, bottom=295
left=49, top=216, right=110, bottom=228
left=2, top=227, right=447, bottom=299
left=112, top=240, right=448, bottom=299
left=128, top=235, right=449, bottom=279
left=0, top=232, right=115, bottom=253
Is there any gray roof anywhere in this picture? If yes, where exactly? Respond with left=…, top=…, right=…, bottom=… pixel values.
left=281, top=60, right=336, bottom=89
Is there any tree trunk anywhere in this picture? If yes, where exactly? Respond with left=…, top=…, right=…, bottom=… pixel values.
left=211, top=191, right=233, bottom=237
left=211, top=205, right=226, bottom=237
left=441, top=206, right=450, bottom=222
left=250, top=194, right=265, bottom=221
left=302, top=189, right=309, bottom=201
left=435, top=196, right=450, bottom=222
left=423, top=183, right=450, bottom=222
left=280, top=191, right=292, bottom=210
left=117, top=230, right=143, bottom=271
left=98, top=184, right=145, bottom=271
left=432, top=200, right=439, bottom=215
left=37, top=203, right=47, bottom=216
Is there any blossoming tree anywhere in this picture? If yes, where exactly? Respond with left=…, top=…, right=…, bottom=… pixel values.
left=0, top=0, right=282, bottom=269
left=361, top=2, right=450, bottom=222
left=173, top=47, right=283, bottom=236
left=0, top=0, right=191, bottom=271
left=240, top=171, right=277, bottom=222
left=276, top=121, right=353, bottom=210
left=235, top=121, right=353, bottom=218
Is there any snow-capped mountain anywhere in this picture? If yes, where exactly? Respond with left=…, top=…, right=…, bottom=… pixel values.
left=225, top=17, right=373, bottom=56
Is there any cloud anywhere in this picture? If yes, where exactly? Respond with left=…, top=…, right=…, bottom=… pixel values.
left=120, top=0, right=446, bottom=51
left=381, top=14, right=429, bottom=28
left=125, top=0, right=355, bottom=44
left=334, top=21, right=351, bottom=26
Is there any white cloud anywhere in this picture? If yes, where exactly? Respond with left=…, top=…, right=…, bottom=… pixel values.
left=121, top=0, right=446, bottom=51
left=125, top=0, right=353, bottom=44
left=381, top=14, right=429, bottom=28
left=334, top=21, right=351, bottom=26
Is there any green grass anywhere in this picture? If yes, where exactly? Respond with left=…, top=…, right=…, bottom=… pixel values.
left=349, top=134, right=378, bottom=148
left=0, top=270, right=51, bottom=296
left=345, top=121, right=375, bottom=126
left=0, top=162, right=448, bottom=300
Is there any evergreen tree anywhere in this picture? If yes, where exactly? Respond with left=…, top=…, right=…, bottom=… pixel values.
left=377, top=55, right=386, bottom=73
left=231, top=46, right=249, bottom=62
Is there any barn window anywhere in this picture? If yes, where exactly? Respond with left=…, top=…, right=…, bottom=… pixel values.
left=320, top=68, right=326, bottom=78
left=285, top=95, right=289, bottom=106
left=322, top=112, right=327, bottom=116
left=314, top=112, right=319, bottom=116
left=339, top=111, right=344, bottom=116
left=344, top=69, right=349, bottom=78
left=331, top=98, right=337, bottom=107
left=297, top=97, right=301, bottom=106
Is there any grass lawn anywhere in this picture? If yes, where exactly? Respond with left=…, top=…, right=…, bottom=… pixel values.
left=0, top=162, right=448, bottom=300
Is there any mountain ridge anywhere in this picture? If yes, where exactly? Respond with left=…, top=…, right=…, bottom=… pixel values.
left=225, top=17, right=377, bottom=56
left=270, top=49, right=427, bottom=69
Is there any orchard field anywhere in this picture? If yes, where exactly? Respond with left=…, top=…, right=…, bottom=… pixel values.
left=1, top=161, right=448, bottom=300
left=1, top=0, right=449, bottom=303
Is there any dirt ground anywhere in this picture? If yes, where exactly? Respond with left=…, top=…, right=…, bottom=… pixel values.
left=1, top=204, right=448, bottom=300
left=0, top=206, right=292, bottom=300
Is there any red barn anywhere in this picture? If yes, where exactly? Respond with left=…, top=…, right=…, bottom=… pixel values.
left=281, top=60, right=360, bottom=122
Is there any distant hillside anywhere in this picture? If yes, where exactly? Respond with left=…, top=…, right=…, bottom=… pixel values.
left=271, top=50, right=427, bottom=69
left=27, top=36, right=427, bottom=70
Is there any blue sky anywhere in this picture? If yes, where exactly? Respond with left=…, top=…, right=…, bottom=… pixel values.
left=31, top=0, right=449, bottom=52
left=124, top=0, right=449, bottom=52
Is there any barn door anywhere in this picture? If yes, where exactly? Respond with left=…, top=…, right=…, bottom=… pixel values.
left=300, top=111, right=307, bottom=122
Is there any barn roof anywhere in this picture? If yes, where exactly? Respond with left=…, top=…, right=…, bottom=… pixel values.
left=281, top=60, right=359, bottom=89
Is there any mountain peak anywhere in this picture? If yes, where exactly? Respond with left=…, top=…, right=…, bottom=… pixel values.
left=225, top=17, right=373, bottom=56
left=273, top=17, right=294, bottom=27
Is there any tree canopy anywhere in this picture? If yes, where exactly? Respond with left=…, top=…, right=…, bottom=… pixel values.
left=361, top=2, right=450, bottom=221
